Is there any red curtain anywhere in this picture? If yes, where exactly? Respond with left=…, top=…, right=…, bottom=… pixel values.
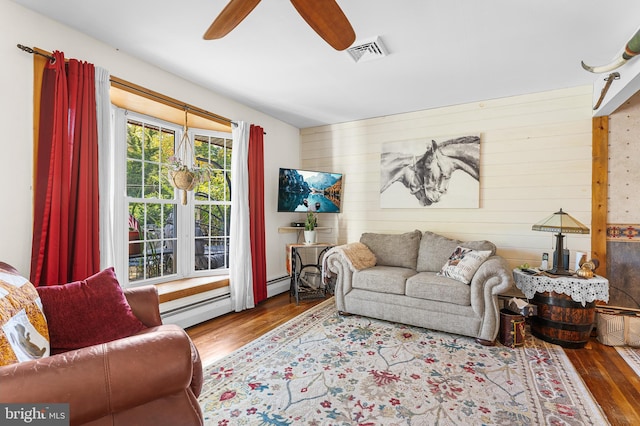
left=248, top=125, right=267, bottom=304
left=30, top=52, right=100, bottom=286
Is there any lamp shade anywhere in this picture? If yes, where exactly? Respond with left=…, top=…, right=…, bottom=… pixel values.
left=531, top=208, right=589, bottom=234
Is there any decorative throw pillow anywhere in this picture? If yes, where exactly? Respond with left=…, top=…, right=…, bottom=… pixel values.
left=336, top=242, right=377, bottom=271
left=36, top=267, right=146, bottom=351
left=360, top=230, right=422, bottom=269
left=438, top=246, right=492, bottom=284
left=0, top=271, right=50, bottom=366
left=417, top=231, right=496, bottom=272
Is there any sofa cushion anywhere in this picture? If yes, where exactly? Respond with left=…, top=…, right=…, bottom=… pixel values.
left=405, top=272, right=471, bottom=306
left=0, top=271, right=50, bottom=365
left=37, top=268, right=146, bottom=351
left=438, top=246, right=493, bottom=284
left=352, top=266, right=416, bottom=295
left=360, top=230, right=422, bottom=269
left=416, top=231, right=496, bottom=272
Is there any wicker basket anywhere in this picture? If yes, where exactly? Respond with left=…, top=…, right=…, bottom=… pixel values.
left=624, top=315, right=640, bottom=347
left=597, top=311, right=625, bottom=346
left=169, top=170, right=196, bottom=191
left=169, top=170, right=197, bottom=205
left=597, top=310, right=640, bottom=347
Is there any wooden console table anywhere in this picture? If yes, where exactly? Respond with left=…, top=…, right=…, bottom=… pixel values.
left=513, top=269, right=609, bottom=348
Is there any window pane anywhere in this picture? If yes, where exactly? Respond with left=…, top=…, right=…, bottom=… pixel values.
left=127, top=121, right=143, bottom=160
left=163, top=206, right=177, bottom=249
left=194, top=230, right=207, bottom=270
left=196, top=237, right=229, bottom=270
left=128, top=202, right=177, bottom=282
left=143, top=162, right=161, bottom=198
left=194, top=131, right=231, bottom=270
left=144, top=125, right=160, bottom=162
left=194, top=202, right=229, bottom=271
left=224, top=171, right=231, bottom=202
left=224, top=140, right=232, bottom=169
left=160, top=128, right=175, bottom=164
left=126, top=159, right=143, bottom=198
left=194, top=180, right=209, bottom=202
left=211, top=205, right=229, bottom=238
left=161, top=206, right=177, bottom=276
left=205, top=171, right=224, bottom=201
left=160, top=164, right=174, bottom=199
left=194, top=135, right=209, bottom=162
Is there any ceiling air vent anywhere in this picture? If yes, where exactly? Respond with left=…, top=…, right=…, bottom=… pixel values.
left=346, top=37, right=388, bottom=63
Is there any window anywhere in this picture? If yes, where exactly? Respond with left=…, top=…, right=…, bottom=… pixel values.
left=118, top=110, right=232, bottom=285
left=193, top=133, right=232, bottom=271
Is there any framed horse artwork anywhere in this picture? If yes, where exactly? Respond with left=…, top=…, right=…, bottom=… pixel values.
left=380, top=135, right=480, bottom=208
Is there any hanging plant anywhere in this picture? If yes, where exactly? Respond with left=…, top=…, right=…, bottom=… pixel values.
left=168, top=156, right=211, bottom=205
left=168, top=109, right=212, bottom=205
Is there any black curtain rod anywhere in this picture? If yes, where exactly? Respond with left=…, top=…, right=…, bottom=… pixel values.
left=230, top=121, right=267, bottom=135
left=17, top=44, right=55, bottom=61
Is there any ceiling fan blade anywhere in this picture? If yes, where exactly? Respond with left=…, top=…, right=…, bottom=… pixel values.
left=203, top=0, right=261, bottom=40
left=290, top=0, right=356, bottom=50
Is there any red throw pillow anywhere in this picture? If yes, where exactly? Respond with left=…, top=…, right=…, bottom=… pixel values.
left=36, top=268, right=146, bottom=350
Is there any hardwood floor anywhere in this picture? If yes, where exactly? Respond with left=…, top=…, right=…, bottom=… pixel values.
left=186, top=293, right=327, bottom=364
left=564, top=340, right=640, bottom=425
left=186, top=293, right=640, bottom=425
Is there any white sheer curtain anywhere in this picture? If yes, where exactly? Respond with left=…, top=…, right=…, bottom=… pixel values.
left=229, top=121, right=255, bottom=311
left=95, top=67, right=115, bottom=269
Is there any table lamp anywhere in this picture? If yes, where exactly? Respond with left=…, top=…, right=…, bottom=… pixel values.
left=532, top=208, right=589, bottom=275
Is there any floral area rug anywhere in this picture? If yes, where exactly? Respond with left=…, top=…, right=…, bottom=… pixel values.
left=615, top=346, right=640, bottom=377
left=199, top=299, right=608, bottom=425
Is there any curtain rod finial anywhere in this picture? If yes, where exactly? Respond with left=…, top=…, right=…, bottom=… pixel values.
left=17, top=44, right=35, bottom=54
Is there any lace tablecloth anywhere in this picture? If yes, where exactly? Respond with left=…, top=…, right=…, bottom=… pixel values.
left=513, top=269, right=609, bottom=306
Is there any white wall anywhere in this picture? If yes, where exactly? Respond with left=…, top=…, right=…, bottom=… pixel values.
left=0, top=0, right=300, bottom=280
left=300, top=86, right=594, bottom=270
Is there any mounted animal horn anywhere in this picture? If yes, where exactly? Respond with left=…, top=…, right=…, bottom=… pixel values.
left=582, top=28, right=640, bottom=73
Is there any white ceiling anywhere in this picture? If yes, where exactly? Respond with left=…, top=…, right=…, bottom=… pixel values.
left=13, top=0, right=640, bottom=128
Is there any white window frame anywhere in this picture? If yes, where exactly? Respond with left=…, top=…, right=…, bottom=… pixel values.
left=112, top=107, right=231, bottom=287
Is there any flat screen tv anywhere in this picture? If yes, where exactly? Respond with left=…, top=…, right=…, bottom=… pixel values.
left=277, top=168, right=343, bottom=213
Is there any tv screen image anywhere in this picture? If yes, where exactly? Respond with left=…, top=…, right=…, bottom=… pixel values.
left=277, top=168, right=343, bottom=213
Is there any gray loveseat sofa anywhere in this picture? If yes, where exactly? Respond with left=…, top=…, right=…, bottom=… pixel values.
left=325, top=230, right=514, bottom=345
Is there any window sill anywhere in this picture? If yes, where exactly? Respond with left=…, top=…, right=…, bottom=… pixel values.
left=156, top=275, right=229, bottom=304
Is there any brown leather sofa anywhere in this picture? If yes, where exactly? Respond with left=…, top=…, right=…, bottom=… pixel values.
left=0, top=262, right=204, bottom=426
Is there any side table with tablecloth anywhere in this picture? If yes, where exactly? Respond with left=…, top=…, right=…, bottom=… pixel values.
left=513, top=269, right=609, bottom=348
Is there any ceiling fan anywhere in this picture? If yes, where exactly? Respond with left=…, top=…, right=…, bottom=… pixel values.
left=203, top=0, right=356, bottom=51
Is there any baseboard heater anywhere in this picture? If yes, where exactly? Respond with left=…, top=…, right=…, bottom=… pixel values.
left=161, top=275, right=292, bottom=328
left=267, top=275, right=289, bottom=285
left=267, top=275, right=290, bottom=298
left=161, top=293, right=232, bottom=329
left=161, top=293, right=229, bottom=317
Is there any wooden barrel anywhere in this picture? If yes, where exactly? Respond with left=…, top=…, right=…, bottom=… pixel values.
left=531, top=291, right=595, bottom=349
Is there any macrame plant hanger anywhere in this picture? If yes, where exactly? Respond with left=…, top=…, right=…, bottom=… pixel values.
left=169, top=109, right=197, bottom=205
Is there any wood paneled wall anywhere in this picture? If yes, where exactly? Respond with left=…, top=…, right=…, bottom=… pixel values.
left=606, top=92, right=640, bottom=308
left=300, top=86, right=594, bottom=269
